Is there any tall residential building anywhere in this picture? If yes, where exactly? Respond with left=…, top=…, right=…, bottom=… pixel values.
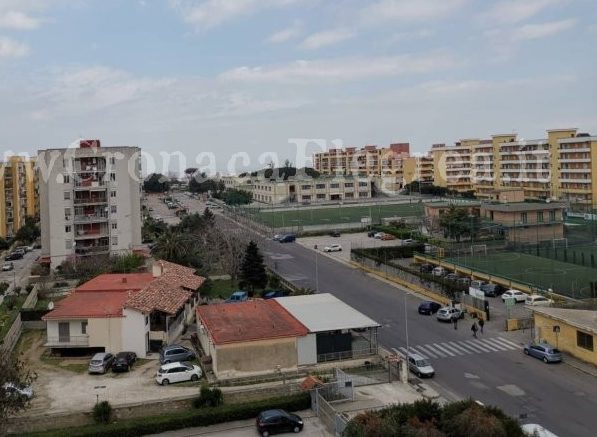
left=556, top=130, right=597, bottom=206
left=0, top=156, right=39, bottom=238
left=38, top=140, right=143, bottom=267
left=403, top=155, right=434, bottom=186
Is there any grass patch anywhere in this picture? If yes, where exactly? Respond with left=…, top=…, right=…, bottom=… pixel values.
left=39, top=353, right=90, bottom=374
left=0, top=295, right=26, bottom=341
left=203, top=279, right=237, bottom=299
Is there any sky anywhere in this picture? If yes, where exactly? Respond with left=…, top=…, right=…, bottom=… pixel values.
left=0, top=0, right=596, bottom=175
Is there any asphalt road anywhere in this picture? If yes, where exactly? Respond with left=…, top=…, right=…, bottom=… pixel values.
left=218, top=214, right=597, bottom=437
left=0, top=247, right=40, bottom=304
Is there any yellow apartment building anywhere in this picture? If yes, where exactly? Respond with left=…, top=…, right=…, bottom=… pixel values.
left=0, top=156, right=39, bottom=238
left=403, top=155, right=434, bottom=186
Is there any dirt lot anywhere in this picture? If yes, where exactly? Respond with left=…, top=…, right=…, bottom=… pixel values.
left=17, top=331, right=202, bottom=415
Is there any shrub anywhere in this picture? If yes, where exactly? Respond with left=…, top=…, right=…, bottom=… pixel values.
left=192, top=386, right=224, bottom=408
left=92, top=401, right=113, bottom=424
left=3, top=294, right=17, bottom=310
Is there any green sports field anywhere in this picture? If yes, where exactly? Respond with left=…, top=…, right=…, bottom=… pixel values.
left=446, top=251, right=597, bottom=299
left=245, top=202, right=424, bottom=228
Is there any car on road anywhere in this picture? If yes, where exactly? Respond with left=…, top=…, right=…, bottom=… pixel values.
left=456, top=277, right=471, bottom=287
left=444, top=273, right=461, bottom=281
left=5, top=252, right=23, bottom=261
left=402, top=238, right=416, bottom=244
left=226, top=290, right=249, bottom=303
left=380, top=233, right=396, bottom=240
left=367, top=230, right=376, bottom=237
left=155, top=362, right=202, bottom=385
left=2, top=382, right=34, bottom=400
left=502, top=289, right=526, bottom=303
left=256, top=409, right=304, bottom=436
left=330, top=230, right=341, bottom=237
left=263, top=290, right=288, bottom=299
left=521, top=423, right=560, bottom=436
left=88, top=353, right=115, bottom=374
left=16, top=245, right=31, bottom=253
left=523, top=342, right=562, bottom=363
left=323, top=244, right=342, bottom=252
left=272, top=234, right=282, bottom=241
left=481, top=283, right=505, bottom=297
left=418, top=301, right=442, bottom=315
left=278, top=234, right=296, bottom=243
left=525, top=294, right=554, bottom=306
left=407, top=352, right=435, bottom=378
left=419, top=263, right=434, bottom=273
left=159, top=344, right=196, bottom=364
left=2, top=262, right=14, bottom=271
left=432, top=266, right=447, bottom=277
left=373, top=232, right=384, bottom=239
left=436, top=306, right=464, bottom=322
left=111, top=351, right=137, bottom=372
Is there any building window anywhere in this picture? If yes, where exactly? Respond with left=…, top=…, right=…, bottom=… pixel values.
left=302, top=195, right=311, bottom=200
left=81, top=321, right=88, bottom=335
left=301, top=185, right=311, bottom=190
left=537, top=212, right=544, bottom=223
left=65, top=239, right=72, bottom=249
left=359, top=181, right=368, bottom=187
left=521, top=212, right=528, bottom=224
left=549, top=210, right=556, bottom=222
left=111, top=205, right=117, bottom=214
left=577, top=331, right=594, bottom=351
left=330, top=183, right=340, bottom=189
left=316, top=194, right=326, bottom=199
left=111, top=190, right=116, bottom=198
left=110, top=173, right=116, bottom=181
left=64, top=191, right=70, bottom=200
left=64, top=207, right=71, bottom=221
left=344, top=183, right=354, bottom=188
left=316, top=184, right=325, bottom=189
left=112, top=236, right=118, bottom=246
left=111, top=222, right=117, bottom=230
left=359, top=191, right=368, bottom=197
left=110, top=157, right=116, bottom=165
left=63, top=175, right=70, bottom=184
left=345, top=192, right=354, bottom=198
left=65, top=225, right=71, bottom=233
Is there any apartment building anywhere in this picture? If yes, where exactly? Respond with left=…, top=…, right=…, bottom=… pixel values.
left=38, top=140, right=143, bottom=267
left=556, top=130, right=597, bottom=207
left=314, top=143, right=409, bottom=177
left=403, top=155, right=434, bottom=186
left=0, top=156, right=39, bottom=238
left=431, top=140, right=478, bottom=193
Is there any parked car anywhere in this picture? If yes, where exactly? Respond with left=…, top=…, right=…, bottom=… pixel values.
left=263, top=290, right=288, bottom=299
left=278, top=234, right=296, bottom=243
left=418, top=301, right=442, bottom=315
left=256, top=409, right=304, bottom=436
left=367, top=230, right=376, bottom=238
left=111, top=351, right=137, bottom=372
left=226, top=290, right=249, bottom=303
left=88, top=353, right=115, bottom=374
left=272, top=234, right=282, bottom=241
left=444, top=273, right=461, bottom=281
left=456, top=277, right=471, bottom=287
left=521, top=423, right=560, bottom=437
left=323, top=244, right=342, bottom=252
left=525, top=294, right=554, bottom=306
left=15, top=245, right=31, bottom=253
left=5, top=252, right=23, bottom=261
left=502, top=289, right=527, bottom=303
left=419, top=263, right=434, bottom=273
left=2, top=262, right=14, bottom=271
left=155, top=362, right=202, bottom=385
left=13, top=249, right=26, bottom=256
left=481, top=283, right=505, bottom=297
left=373, top=232, right=384, bottom=239
left=2, top=382, right=34, bottom=400
left=330, top=230, right=341, bottom=237
left=436, top=306, right=464, bottom=322
left=432, top=266, right=447, bottom=277
left=407, top=353, right=435, bottom=378
left=470, top=280, right=488, bottom=290
left=523, top=342, right=562, bottom=363
left=159, top=344, right=195, bottom=364
left=380, top=233, right=396, bottom=241
left=402, top=239, right=416, bottom=245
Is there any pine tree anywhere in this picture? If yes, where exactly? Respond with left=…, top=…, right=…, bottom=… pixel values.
left=202, top=207, right=215, bottom=225
left=240, top=241, right=268, bottom=292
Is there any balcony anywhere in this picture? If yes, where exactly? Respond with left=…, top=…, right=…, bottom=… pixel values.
left=74, top=180, right=107, bottom=190
left=560, top=178, right=591, bottom=184
left=559, top=158, right=591, bottom=163
left=560, top=168, right=591, bottom=173
left=73, top=197, right=108, bottom=205
left=559, top=147, right=590, bottom=153
left=44, top=335, right=89, bottom=347
left=74, top=226, right=109, bottom=239
left=73, top=214, right=109, bottom=224
left=75, top=245, right=110, bottom=255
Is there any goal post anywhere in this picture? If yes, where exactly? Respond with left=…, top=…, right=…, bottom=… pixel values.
left=471, top=244, right=488, bottom=256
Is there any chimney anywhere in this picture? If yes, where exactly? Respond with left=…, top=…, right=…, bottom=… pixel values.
left=152, top=261, right=164, bottom=278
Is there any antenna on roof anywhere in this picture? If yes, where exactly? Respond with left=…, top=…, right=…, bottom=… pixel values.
left=47, top=301, right=54, bottom=310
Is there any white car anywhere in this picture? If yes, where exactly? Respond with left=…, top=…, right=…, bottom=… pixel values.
left=432, top=266, right=446, bottom=277
left=502, top=289, right=526, bottom=303
left=436, top=306, right=464, bottom=322
left=373, top=232, right=384, bottom=239
left=156, top=362, right=202, bottom=385
left=324, top=244, right=342, bottom=252
left=525, top=294, right=554, bottom=306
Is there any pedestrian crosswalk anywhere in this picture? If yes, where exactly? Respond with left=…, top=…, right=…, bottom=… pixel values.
left=394, top=337, right=521, bottom=360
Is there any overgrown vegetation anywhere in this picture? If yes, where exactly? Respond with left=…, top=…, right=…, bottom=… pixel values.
left=344, top=399, right=524, bottom=437
left=192, top=386, right=223, bottom=408
left=143, top=173, right=170, bottom=193
left=24, top=392, right=311, bottom=436
left=239, top=241, right=268, bottom=293
left=0, top=352, right=37, bottom=434
left=92, top=401, right=113, bottom=424
left=57, top=253, right=146, bottom=284
left=218, top=188, right=252, bottom=205
left=15, top=216, right=40, bottom=243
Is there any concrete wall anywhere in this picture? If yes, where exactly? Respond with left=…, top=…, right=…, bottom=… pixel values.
left=214, top=337, right=298, bottom=378
left=122, top=308, right=148, bottom=358
left=534, top=313, right=597, bottom=365
left=88, top=317, right=123, bottom=352
left=297, top=334, right=317, bottom=365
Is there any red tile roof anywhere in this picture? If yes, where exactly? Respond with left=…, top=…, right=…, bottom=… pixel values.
left=125, top=276, right=192, bottom=315
left=196, top=300, right=309, bottom=345
left=75, top=273, right=154, bottom=293
left=155, top=260, right=204, bottom=290
left=43, top=291, right=130, bottom=320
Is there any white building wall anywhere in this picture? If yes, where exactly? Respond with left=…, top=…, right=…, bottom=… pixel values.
left=46, top=319, right=88, bottom=342
left=297, top=334, right=317, bottom=365
left=87, top=318, right=123, bottom=352
left=121, top=308, right=149, bottom=358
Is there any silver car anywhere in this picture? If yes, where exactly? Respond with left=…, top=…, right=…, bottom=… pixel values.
left=88, top=353, right=115, bottom=374
left=407, top=353, right=435, bottom=378
left=436, top=306, right=464, bottom=322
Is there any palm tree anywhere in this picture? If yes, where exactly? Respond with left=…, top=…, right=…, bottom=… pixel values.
left=153, top=229, right=192, bottom=264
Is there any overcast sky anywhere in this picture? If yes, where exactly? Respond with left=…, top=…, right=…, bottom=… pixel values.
left=0, top=0, right=596, bottom=175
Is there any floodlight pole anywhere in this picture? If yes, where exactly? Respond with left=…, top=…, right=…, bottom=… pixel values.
left=404, top=293, right=410, bottom=359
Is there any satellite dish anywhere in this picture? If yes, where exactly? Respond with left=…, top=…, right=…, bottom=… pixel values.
left=47, top=301, right=54, bottom=310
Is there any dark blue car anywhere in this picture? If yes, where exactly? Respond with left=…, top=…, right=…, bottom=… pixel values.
left=263, top=290, right=288, bottom=299
left=418, top=301, right=442, bottom=315
left=278, top=234, right=296, bottom=243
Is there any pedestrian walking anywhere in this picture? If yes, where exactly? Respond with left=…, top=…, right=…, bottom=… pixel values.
left=478, top=318, right=485, bottom=334
left=452, top=315, right=458, bottom=330
left=471, top=322, right=478, bottom=338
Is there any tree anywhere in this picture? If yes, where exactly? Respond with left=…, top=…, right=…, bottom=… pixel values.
left=143, top=173, right=170, bottom=193
left=240, top=241, right=267, bottom=292
left=15, top=216, right=40, bottom=243
left=438, top=207, right=475, bottom=242
left=221, top=188, right=252, bottom=205
left=0, top=354, right=36, bottom=433
left=152, top=229, right=202, bottom=268
left=202, top=207, right=215, bottom=226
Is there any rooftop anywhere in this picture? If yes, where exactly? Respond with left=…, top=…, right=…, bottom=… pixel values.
left=43, top=291, right=130, bottom=320
left=425, top=202, right=481, bottom=209
left=125, top=276, right=192, bottom=315
left=481, top=202, right=565, bottom=212
left=196, top=299, right=309, bottom=345
left=275, top=293, right=380, bottom=333
left=75, top=273, right=154, bottom=293
left=531, top=307, right=597, bottom=335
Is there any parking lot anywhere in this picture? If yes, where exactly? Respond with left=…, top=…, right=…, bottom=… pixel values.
left=144, top=192, right=211, bottom=227
left=0, top=246, right=40, bottom=303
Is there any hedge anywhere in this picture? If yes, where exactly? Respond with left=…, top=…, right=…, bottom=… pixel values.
left=19, top=392, right=311, bottom=437
left=19, top=309, right=50, bottom=321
